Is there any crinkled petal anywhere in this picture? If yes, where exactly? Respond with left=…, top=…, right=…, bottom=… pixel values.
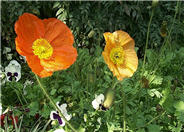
left=43, top=18, right=74, bottom=47
left=40, top=45, right=77, bottom=72
left=117, top=66, right=134, bottom=80
left=113, top=30, right=134, bottom=47
left=102, top=52, right=120, bottom=78
left=26, top=55, right=52, bottom=78
left=14, top=13, right=45, bottom=56
left=124, top=48, right=138, bottom=74
left=103, top=32, right=116, bottom=53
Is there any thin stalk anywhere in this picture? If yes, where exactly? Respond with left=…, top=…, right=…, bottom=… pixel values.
left=153, top=1, right=180, bottom=73
left=35, top=75, right=77, bottom=132
left=123, top=89, right=126, bottom=132
left=142, top=8, right=154, bottom=74
left=112, top=79, right=119, bottom=90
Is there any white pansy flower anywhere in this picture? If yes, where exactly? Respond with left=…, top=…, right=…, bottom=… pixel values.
left=92, top=94, right=105, bottom=110
left=50, top=102, right=72, bottom=126
left=5, top=60, right=21, bottom=82
left=54, top=128, right=65, bottom=132
left=56, top=102, right=72, bottom=121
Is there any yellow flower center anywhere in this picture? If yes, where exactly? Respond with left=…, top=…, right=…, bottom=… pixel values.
left=110, top=47, right=124, bottom=65
left=32, top=38, right=53, bottom=59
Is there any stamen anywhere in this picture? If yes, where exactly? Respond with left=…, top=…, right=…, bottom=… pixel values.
left=32, top=38, right=53, bottom=59
left=110, top=47, right=124, bottom=65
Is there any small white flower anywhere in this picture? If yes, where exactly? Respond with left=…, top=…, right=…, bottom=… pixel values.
left=50, top=102, right=72, bottom=126
left=3, top=47, right=11, bottom=54
left=92, top=94, right=105, bottom=110
left=54, top=128, right=65, bottom=132
left=5, top=60, right=21, bottom=82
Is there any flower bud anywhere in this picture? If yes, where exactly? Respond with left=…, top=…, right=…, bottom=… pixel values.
left=152, top=0, right=159, bottom=8
left=103, top=89, right=115, bottom=109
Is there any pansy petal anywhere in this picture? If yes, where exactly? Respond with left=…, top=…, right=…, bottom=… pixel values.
left=50, top=111, right=57, bottom=120
left=50, top=111, right=65, bottom=126
left=14, top=13, right=45, bottom=55
left=43, top=18, right=74, bottom=47
left=40, top=45, right=77, bottom=72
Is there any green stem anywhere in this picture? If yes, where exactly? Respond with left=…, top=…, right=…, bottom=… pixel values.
left=123, top=89, right=126, bottom=132
left=35, top=75, right=77, bottom=132
left=142, top=8, right=154, bottom=74
left=153, top=1, right=180, bottom=73
left=112, top=80, right=119, bottom=90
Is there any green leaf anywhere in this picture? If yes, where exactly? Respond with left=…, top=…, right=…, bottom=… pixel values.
left=50, top=89, right=57, bottom=95
left=174, top=101, right=184, bottom=112
left=28, top=102, right=39, bottom=116
left=147, top=124, right=160, bottom=132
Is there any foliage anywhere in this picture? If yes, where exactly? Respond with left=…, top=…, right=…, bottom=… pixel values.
left=1, top=1, right=184, bottom=132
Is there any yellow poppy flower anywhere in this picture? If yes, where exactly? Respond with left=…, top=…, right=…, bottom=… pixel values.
left=102, top=30, right=138, bottom=81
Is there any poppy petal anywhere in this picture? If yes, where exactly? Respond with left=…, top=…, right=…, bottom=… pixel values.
left=117, top=66, right=134, bottom=80
left=14, top=13, right=45, bottom=55
left=26, top=55, right=52, bottom=78
left=43, top=18, right=74, bottom=47
left=103, top=32, right=116, bottom=53
left=124, top=49, right=138, bottom=73
left=40, top=45, right=77, bottom=72
left=113, top=30, right=134, bottom=47
left=15, top=37, right=33, bottom=56
left=103, top=30, right=138, bottom=81
left=102, top=52, right=120, bottom=77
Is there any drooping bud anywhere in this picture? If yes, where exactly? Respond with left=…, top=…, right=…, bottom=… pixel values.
left=103, top=89, right=115, bottom=109
left=160, top=21, right=167, bottom=37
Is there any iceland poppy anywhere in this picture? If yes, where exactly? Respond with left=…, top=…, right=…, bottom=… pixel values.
left=102, top=30, right=138, bottom=81
left=14, top=13, right=77, bottom=78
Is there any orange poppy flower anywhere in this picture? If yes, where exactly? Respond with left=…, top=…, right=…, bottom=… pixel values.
left=14, top=13, right=77, bottom=78
left=102, top=30, right=138, bottom=81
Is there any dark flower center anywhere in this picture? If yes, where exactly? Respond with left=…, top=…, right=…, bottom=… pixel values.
left=52, top=112, right=63, bottom=125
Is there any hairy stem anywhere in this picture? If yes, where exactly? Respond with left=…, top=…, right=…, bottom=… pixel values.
left=35, top=75, right=77, bottom=132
